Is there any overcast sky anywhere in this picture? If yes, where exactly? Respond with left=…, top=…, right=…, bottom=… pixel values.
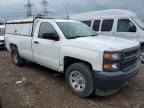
left=0, top=0, right=144, bottom=19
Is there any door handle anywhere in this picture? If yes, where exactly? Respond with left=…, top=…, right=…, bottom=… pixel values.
left=34, top=41, right=39, bottom=44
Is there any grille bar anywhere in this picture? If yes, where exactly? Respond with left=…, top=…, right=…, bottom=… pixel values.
left=122, top=46, right=140, bottom=72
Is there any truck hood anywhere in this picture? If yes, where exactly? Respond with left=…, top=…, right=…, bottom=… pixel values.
left=0, top=36, right=4, bottom=41
left=63, top=35, right=140, bottom=51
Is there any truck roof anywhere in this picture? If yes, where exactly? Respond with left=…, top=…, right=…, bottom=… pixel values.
left=70, top=9, right=137, bottom=20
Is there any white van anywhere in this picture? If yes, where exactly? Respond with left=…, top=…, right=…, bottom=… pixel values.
left=70, top=9, right=144, bottom=63
left=0, top=25, right=5, bottom=49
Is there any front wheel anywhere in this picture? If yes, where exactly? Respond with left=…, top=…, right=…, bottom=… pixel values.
left=65, top=63, right=94, bottom=98
left=140, top=47, right=144, bottom=64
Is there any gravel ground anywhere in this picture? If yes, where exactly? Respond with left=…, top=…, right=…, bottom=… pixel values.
left=0, top=50, right=144, bottom=108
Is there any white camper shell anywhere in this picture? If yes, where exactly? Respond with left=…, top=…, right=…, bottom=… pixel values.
left=70, top=9, right=144, bottom=62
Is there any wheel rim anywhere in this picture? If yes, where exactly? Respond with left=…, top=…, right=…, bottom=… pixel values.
left=140, top=50, right=144, bottom=61
left=13, top=52, right=18, bottom=64
left=69, top=71, right=86, bottom=92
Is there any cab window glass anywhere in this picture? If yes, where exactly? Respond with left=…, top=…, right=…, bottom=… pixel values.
left=38, top=22, right=58, bottom=38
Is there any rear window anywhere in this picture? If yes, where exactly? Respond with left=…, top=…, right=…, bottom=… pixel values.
left=101, top=19, right=114, bottom=31
left=92, top=20, right=101, bottom=31
left=81, top=21, right=91, bottom=27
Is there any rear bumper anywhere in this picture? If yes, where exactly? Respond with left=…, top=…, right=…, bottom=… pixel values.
left=93, top=60, right=140, bottom=96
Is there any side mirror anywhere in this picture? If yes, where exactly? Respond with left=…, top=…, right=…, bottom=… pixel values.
left=129, top=26, right=137, bottom=32
left=42, top=33, right=60, bottom=41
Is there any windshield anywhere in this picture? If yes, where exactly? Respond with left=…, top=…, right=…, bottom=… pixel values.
left=132, top=17, right=144, bottom=30
left=56, top=22, right=97, bottom=39
left=0, top=28, right=5, bottom=36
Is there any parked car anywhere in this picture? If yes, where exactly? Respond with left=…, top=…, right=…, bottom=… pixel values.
left=70, top=9, right=144, bottom=63
left=0, top=25, right=5, bottom=49
left=5, top=17, right=140, bottom=97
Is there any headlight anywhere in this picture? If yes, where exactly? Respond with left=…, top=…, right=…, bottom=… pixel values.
left=104, top=52, right=121, bottom=60
left=103, top=52, right=122, bottom=72
left=103, top=62, right=121, bottom=72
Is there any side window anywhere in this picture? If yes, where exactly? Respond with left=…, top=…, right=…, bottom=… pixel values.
left=38, top=22, right=58, bottom=38
left=0, top=29, right=5, bottom=36
left=82, top=21, right=91, bottom=27
left=101, top=19, right=114, bottom=31
left=92, top=20, right=101, bottom=31
left=117, top=19, right=137, bottom=32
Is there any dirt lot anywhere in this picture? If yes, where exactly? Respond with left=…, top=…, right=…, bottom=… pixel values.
left=0, top=50, right=144, bottom=108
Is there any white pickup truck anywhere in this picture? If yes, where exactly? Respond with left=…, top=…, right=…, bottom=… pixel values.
left=5, top=17, right=141, bottom=97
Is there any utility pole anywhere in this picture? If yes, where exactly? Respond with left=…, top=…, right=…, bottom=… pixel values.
left=25, top=0, right=34, bottom=17
left=65, top=8, right=70, bottom=19
left=41, top=0, right=51, bottom=16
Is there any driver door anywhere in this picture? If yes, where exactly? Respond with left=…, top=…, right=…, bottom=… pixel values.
left=32, top=22, right=60, bottom=71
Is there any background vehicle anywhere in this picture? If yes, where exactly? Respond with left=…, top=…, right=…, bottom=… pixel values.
left=5, top=17, right=140, bottom=97
left=70, top=9, right=144, bottom=63
left=0, top=25, right=5, bottom=49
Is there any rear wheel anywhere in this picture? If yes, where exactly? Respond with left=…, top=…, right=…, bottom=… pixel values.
left=65, top=63, right=94, bottom=98
left=11, top=48, right=24, bottom=66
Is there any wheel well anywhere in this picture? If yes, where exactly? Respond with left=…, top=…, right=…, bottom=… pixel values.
left=10, top=44, right=17, bottom=50
left=64, top=56, right=93, bottom=72
left=10, top=44, right=17, bottom=51
left=141, top=43, right=144, bottom=48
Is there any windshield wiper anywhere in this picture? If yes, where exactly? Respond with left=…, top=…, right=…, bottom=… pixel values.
left=68, top=34, right=97, bottom=39
left=68, top=36, right=87, bottom=39
left=90, top=34, right=97, bottom=36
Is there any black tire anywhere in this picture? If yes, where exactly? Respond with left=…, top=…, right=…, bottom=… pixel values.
left=140, top=47, right=144, bottom=64
left=11, top=48, right=24, bottom=66
left=65, top=63, right=94, bottom=98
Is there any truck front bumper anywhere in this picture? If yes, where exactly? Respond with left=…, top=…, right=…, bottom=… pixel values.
left=93, top=61, right=140, bottom=96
